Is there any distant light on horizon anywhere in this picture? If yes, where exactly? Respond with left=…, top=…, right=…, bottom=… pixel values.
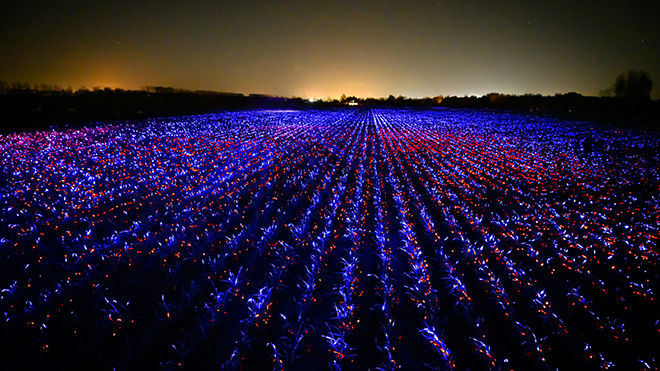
left=0, top=1, right=658, bottom=99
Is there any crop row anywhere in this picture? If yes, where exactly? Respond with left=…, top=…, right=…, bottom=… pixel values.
left=0, top=108, right=658, bottom=370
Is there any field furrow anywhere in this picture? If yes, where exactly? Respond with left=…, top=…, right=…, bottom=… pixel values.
left=1, top=108, right=658, bottom=370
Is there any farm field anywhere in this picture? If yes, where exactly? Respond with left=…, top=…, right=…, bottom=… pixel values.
left=0, top=108, right=658, bottom=370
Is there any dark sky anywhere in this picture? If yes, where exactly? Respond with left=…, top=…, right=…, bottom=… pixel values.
left=1, top=0, right=658, bottom=99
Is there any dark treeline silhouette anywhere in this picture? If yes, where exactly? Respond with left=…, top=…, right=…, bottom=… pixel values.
left=0, top=84, right=322, bottom=133
left=1, top=73, right=658, bottom=133
left=439, top=92, right=659, bottom=129
left=334, top=92, right=659, bottom=130
left=602, top=70, right=653, bottom=101
left=341, top=94, right=442, bottom=107
left=438, top=70, right=657, bottom=129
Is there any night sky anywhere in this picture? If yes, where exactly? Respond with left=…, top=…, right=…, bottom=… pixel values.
left=1, top=0, right=658, bottom=99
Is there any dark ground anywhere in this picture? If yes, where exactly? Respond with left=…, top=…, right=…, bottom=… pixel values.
left=1, top=89, right=659, bottom=134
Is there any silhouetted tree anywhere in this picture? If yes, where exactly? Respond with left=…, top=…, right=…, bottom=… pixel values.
left=11, top=82, right=30, bottom=91
left=612, top=70, right=652, bottom=101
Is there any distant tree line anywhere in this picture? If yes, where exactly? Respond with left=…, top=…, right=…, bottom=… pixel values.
left=0, top=84, right=321, bottom=133
left=0, top=81, right=68, bottom=94
left=0, top=81, right=213, bottom=95
left=1, top=70, right=656, bottom=132
left=599, top=70, right=653, bottom=101
left=0, top=81, right=131, bottom=96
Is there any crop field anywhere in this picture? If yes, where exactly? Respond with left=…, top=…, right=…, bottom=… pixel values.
left=0, top=108, right=658, bottom=370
